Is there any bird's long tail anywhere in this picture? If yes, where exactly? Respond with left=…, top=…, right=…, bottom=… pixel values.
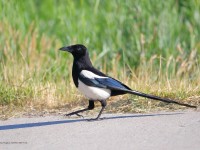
left=126, top=90, right=197, bottom=108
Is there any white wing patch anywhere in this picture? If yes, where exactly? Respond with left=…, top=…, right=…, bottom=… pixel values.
left=78, top=70, right=111, bottom=100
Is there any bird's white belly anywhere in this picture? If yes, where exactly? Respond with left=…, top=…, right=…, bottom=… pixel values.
left=78, top=80, right=111, bottom=100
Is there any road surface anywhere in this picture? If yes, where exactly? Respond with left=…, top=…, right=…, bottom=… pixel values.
left=0, top=111, right=200, bottom=150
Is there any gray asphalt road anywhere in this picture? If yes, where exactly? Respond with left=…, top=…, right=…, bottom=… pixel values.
left=0, top=111, right=200, bottom=150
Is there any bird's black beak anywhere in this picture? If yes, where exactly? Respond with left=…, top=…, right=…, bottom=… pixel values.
left=59, top=46, right=73, bottom=53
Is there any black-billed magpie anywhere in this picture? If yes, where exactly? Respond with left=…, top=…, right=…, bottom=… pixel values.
left=59, top=44, right=197, bottom=121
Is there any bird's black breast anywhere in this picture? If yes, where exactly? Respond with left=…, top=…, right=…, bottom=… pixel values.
left=72, top=62, right=80, bottom=87
left=71, top=51, right=95, bottom=87
left=72, top=57, right=93, bottom=87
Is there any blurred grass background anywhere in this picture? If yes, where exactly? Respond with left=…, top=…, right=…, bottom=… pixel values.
left=0, top=0, right=200, bottom=118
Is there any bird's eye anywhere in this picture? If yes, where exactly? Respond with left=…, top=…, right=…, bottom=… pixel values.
left=77, top=47, right=81, bottom=51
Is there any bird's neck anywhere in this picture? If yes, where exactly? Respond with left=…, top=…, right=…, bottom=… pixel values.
left=73, top=54, right=93, bottom=70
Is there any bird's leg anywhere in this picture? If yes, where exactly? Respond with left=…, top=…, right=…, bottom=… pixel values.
left=65, top=100, right=94, bottom=118
left=88, top=100, right=107, bottom=121
left=65, top=108, right=87, bottom=118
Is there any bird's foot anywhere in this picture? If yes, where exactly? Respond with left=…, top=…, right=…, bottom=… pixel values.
left=65, top=113, right=84, bottom=119
left=75, top=113, right=84, bottom=118
left=87, top=117, right=105, bottom=122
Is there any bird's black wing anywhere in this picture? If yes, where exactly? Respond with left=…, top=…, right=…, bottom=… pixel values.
left=95, top=77, right=130, bottom=91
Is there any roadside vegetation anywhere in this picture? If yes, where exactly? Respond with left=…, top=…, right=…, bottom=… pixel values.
left=0, top=0, right=200, bottom=119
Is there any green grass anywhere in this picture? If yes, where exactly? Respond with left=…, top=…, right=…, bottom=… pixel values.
left=0, top=0, right=200, bottom=119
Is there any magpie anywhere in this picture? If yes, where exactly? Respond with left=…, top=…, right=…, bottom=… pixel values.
left=59, top=44, right=197, bottom=121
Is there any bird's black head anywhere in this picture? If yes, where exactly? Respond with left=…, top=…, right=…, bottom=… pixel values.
left=59, top=44, right=87, bottom=58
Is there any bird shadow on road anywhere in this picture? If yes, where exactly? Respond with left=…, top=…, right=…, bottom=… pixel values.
left=0, top=112, right=183, bottom=131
